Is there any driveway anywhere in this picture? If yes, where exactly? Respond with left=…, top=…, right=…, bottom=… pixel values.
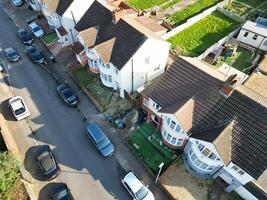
left=0, top=3, right=129, bottom=200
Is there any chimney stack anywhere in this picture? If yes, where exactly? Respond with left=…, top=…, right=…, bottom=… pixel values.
left=220, top=74, right=238, bottom=97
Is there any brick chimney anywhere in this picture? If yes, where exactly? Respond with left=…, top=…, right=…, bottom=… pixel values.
left=220, top=74, right=238, bottom=97
left=112, top=8, right=126, bottom=23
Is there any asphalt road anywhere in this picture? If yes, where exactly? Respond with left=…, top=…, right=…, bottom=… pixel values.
left=0, top=4, right=130, bottom=200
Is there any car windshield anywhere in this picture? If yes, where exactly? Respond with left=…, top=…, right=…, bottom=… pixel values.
left=8, top=51, right=17, bottom=58
left=62, top=89, right=75, bottom=100
left=53, top=189, right=68, bottom=200
left=40, top=152, right=56, bottom=174
left=97, top=138, right=110, bottom=150
left=33, top=26, right=40, bottom=32
left=33, top=52, right=43, bottom=60
left=136, top=186, right=149, bottom=200
left=15, top=107, right=26, bottom=115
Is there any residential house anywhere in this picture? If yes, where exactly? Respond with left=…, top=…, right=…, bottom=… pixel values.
left=41, top=0, right=73, bottom=30
left=74, top=0, right=170, bottom=98
left=141, top=56, right=228, bottom=149
left=141, top=56, right=267, bottom=200
left=237, top=17, right=267, bottom=51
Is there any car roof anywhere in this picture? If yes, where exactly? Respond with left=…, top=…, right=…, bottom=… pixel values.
left=123, top=171, right=143, bottom=193
left=9, top=97, right=24, bottom=110
left=29, top=22, right=37, bottom=26
left=51, top=183, right=67, bottom=194
left=86, top=123, right=106, bottom=142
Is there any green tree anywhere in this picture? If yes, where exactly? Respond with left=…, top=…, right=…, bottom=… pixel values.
left=0, top=152, right=27, bottom=200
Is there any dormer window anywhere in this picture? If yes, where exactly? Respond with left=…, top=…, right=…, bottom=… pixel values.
left=152, top=102, right=160, bottom=111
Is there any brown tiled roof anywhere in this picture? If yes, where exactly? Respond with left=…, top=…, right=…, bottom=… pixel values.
left=244, top=73, right=267, bottom=97
left=259, top=55, right=267, bottom=73
left=79, top=27, right=98, bottom=48
left=94, top=38, right=116, bottom=64
left=43, top=0, right=59, bottom=13
left=57, top=26, right=68, bottom=36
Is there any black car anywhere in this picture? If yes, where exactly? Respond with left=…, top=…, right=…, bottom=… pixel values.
left=25, top=45, right=46, bottom=64
left=56, top=84, right=79, bottom=107
left=4, top=47, right=20, bottom=62
left=50, top=183, right=74, bottom=200
left=35, top=145, right=60, bottom=180
left=17, top=28, right=33, bottom=45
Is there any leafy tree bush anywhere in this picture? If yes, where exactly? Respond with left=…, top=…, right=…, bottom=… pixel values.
left=0, top=152, right=27, bottom=200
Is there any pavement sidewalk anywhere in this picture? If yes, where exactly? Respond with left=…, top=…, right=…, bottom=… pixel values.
left=0, top=1, right=170, bottom=200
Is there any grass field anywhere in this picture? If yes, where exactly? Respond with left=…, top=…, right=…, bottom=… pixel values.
left=42, top=32, right=57, bottom=44
left=127, top=0, right=167, bottom=10
left=167, top=0, right=222, bottom=26
left=128, top=123, right=179, bottom=173
left=168, top=11, right=240, bottom=56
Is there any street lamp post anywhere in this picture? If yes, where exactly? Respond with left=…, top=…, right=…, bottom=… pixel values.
left=155, top=162, right=164, bottom=183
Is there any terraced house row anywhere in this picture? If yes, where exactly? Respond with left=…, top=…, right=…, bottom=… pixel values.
left=26, top=0, right=267, bottom=199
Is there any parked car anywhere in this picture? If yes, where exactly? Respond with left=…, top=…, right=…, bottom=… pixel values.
left=4, top=47, right=20, bottom=62
left=11, top=0, right=24, bottom=6
left=24, top=45, right=46, bottom=64
left=50, top=183, right=74, bottom=200
left=17, top=28, right=33, bottom=44
left=35, top=145, right=60, bottom=180
left=121, top=171, right=155, bottom=200
left=28, top=22, right=44, bottom=38
left=85, top=123, right=114, bottom=157
left=56, top=83, right=79, bottom=107
left=8, top=96, right=30, bottom=120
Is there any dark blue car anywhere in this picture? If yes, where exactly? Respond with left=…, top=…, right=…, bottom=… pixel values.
left=57, top=83, right=79, bottom=107
left=50, top=183, right=74, bottom=200
left=35, top=145, right=60, bottom=180
left=17, top=28, right=33, bottom=45
left=86, top=123, right=114, bottom=157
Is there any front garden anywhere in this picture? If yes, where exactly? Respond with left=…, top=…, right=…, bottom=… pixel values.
left=168, top=11, right=240, bottom=57
left=166, top=0, right=222, bottom=26
left=42, top=32, right=57, bottom=44
left=128, top=123, right=180, bottom=173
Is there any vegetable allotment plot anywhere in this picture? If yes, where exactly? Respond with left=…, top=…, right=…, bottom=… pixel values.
left=127, top=0, right=168, bottom=10
left=168, top=11, right=240, bottom=57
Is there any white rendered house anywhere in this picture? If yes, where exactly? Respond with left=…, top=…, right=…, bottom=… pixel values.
left=75, top=1, right=170, bottom=98
left=237, top=18, right=267, bottom=51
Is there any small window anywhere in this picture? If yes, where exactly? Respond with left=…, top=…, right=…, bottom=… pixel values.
left=175, top=125, right=181, bottom=132
left=189, top=149, right=193, bottom=155
left=115, top=69, right=118, bottom=74
left=143, top=99, right=149, bottom=107
left=200, top=163, right=208, bottom=170
left=171, top=137, right=176, bottom=144
left=65, top=37, right=68, bottom=41
left=167, top=134, right=171, bottom=141
left=195, top=159, right=201, bottom=166
left=202, top=148, right=210, bottom=156
left=238, top=170, right=245, bottom=175
left=207, top=166, right=214, bottom=171
left=106, top=64, right=110, bottom=69
left=163, top=130, right=167, bottom=137
left=208, top=153, right=217, bottom=160
left=177, top=139, right=183, bottom=145
left=252, top=34, right=258, bottom=40
left=198, top=143, right=204, bottom=152
left=167, top=118, right=171, bottom=125
left=232, top=165, right=239, bottom=171
left=191, top=153, right=197, bottom=162
left=108, top=75, right=112, bottom=83
left=243, top=31, right=249, bottom=37
left=104, top=74, right=107, bottom=81
left=170, top=121, right=176, bottom=130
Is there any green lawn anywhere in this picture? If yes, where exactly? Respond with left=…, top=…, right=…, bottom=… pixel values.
left=127, top=0, right=168, bottom=10
left=42, top=32, right=57, bottom=44
left=215, top=47, right=253, bottom=73
left=128, top=123, right=179, bottom=173
left=235, top=0, right=263, bottom=8
left=168, top=11, right=240, bottom=57
left=166, top=0, right=222, bottom=26
left=160, top=0, right=182, bottom=11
